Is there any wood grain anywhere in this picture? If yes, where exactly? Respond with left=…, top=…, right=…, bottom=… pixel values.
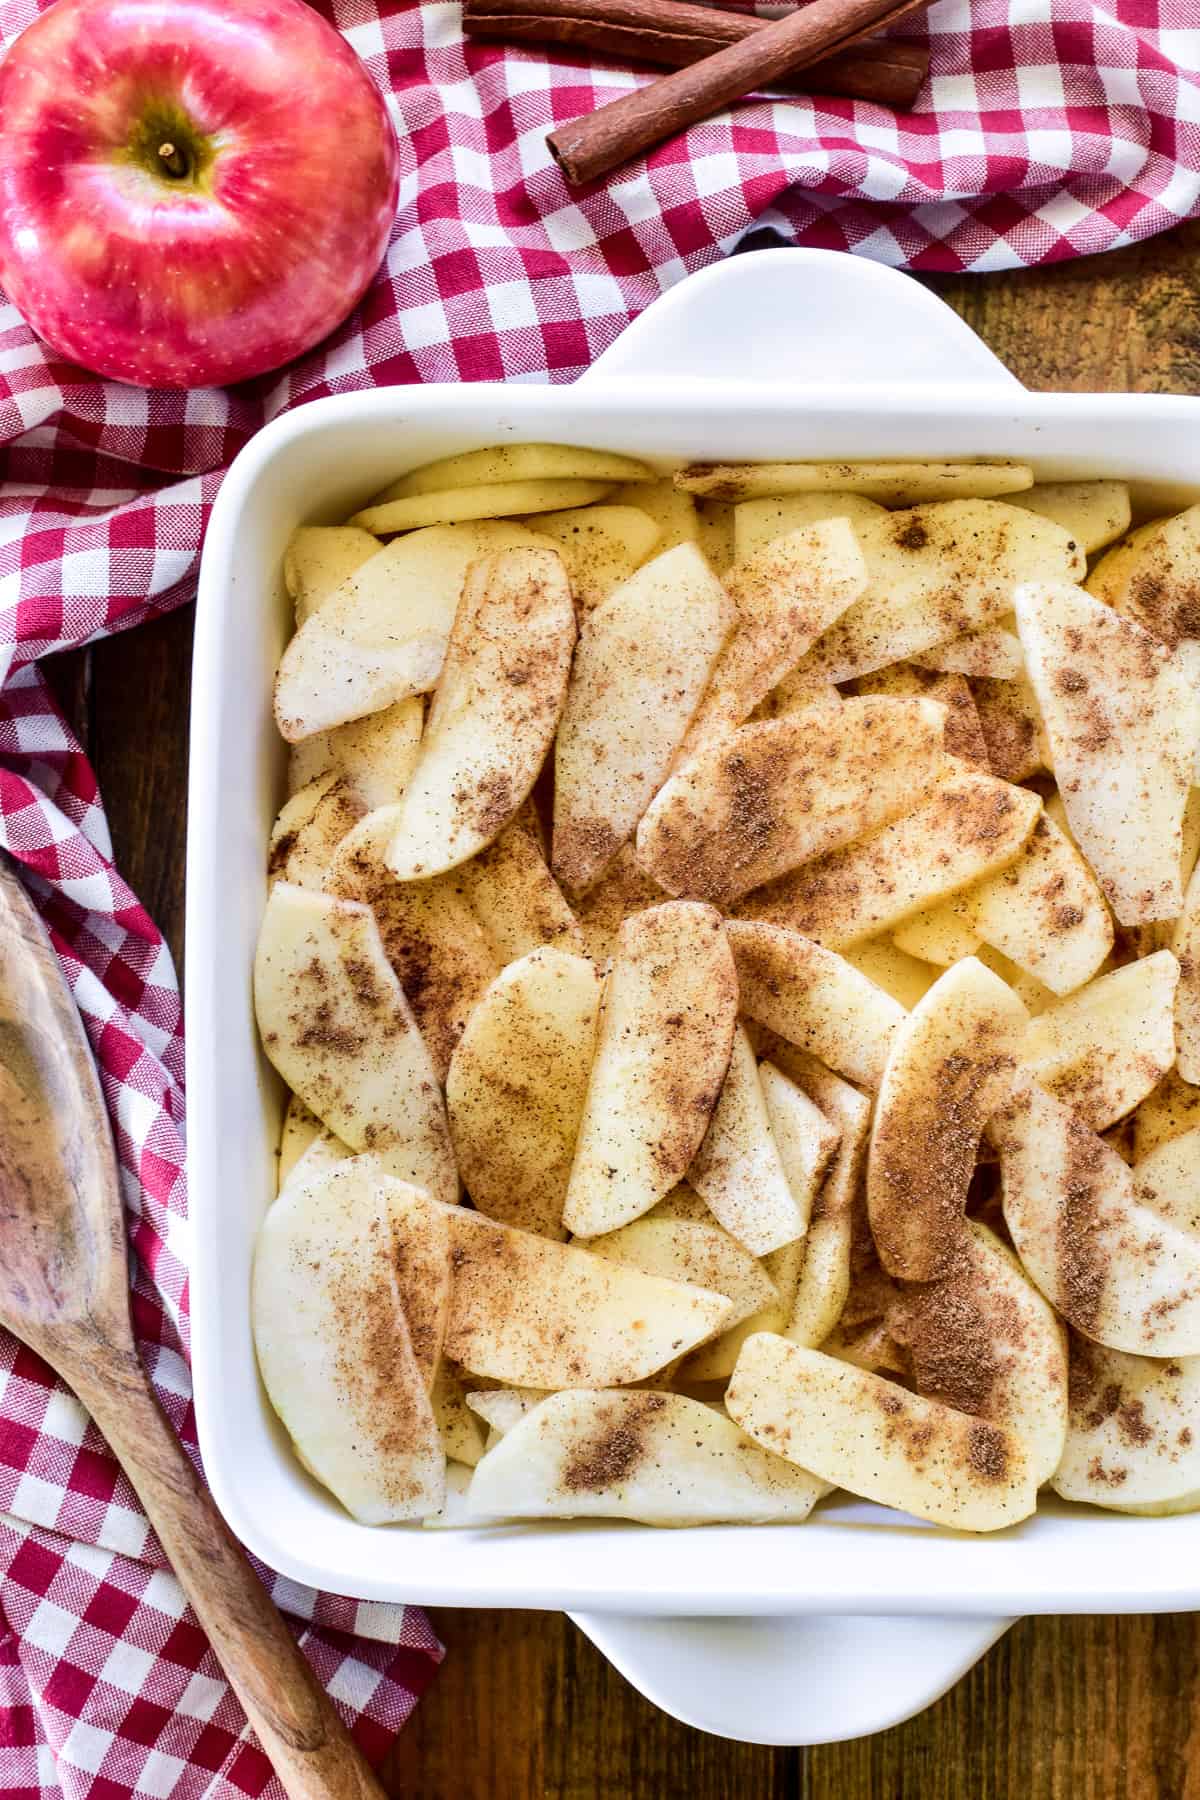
left=56, top=214, right=1200, bottom=1797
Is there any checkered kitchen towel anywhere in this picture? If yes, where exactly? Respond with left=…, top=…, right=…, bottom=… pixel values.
left=0, top=0, right=1198, bottom=1793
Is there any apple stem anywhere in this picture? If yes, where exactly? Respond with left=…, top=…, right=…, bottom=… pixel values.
left=157, top=141, right=190, bottom=180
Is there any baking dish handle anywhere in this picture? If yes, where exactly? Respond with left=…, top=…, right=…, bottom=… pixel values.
left=568, top=1608, right=1014, bottom=1745
left=580, top=248, right=1023, bottom=391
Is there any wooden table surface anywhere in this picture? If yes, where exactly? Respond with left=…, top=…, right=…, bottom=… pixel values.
left=48, top=218, right=1200, bottom=1800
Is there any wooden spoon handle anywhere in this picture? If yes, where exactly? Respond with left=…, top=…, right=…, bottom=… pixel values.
left=75, top=1354, right=387, bottom=1800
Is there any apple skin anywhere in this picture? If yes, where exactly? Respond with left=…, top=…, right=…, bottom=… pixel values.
left=0, top=0, right=400, bottom=388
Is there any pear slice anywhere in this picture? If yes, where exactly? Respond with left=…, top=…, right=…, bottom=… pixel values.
left=1020, top=951, right=1179, bottom=1131
left=562, top=903, right=737, bottom=1237
left=913, top=624, right=1024, bottom=680
left=371, top=443, right=651, bottom=500
left=961, top=813, right=1113, bottom=996
left=446, top=947, right=600, bottom=1240
left=386, top=546, right=575, bottom=880
left=284, top=525, right=379, bottom=625
left=268, top=775, right=365, bottom=891
left=325, top=807, right=498, bottom=1082
left=675, top=460, right=1033, bottom=505
left=740, top=770, right=1040, bottom=948
left=997, top=1073, right=1200, bottom=1356
left=274, top=521, right=547, bottom=741
left=444, top=1208, right=732, bottom=1386
left=686, top=1024, right=802, bottom=1256
left=727, top=919, right=906, bottom=1089
left=675, top=520, right=866, bottom=758
left=1009, top=481, right=1131, bottom=554
left=796, top=501, right=1085, bottom=684
left=351, top=479, right=613, bottom=536
left=636, top=697, right=950, bottom=907
left=1052, top=1336, right=1200, bottom=1513
left=582, top=1217, right=778, bottom=1331
left=552, top=543, right=736, bottom=893
left=868, top=958, right=1028, bottom=1281
left=530, top=504, right=660, bottom=609
left=732, top=492, right=888, bottom=562
left=252, top=1161, right=445, bottom=1523
left=456, top=806, right=584, bottom=963
left=464, top=1390, right=823, bottom=1526
left=254, top=882, right=457, bottom=1203
left=1015, top=579, right=1200, bottom=924
left=726, top=1335, right=1036, bottom=1532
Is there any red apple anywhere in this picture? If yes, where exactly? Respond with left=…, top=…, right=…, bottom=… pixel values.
left=0, top=0, right=400, bottom=388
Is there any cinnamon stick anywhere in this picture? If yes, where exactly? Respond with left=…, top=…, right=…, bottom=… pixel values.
left=546, top=0, right=930, bottom=185
left=464, top=0, right=929, bottom=108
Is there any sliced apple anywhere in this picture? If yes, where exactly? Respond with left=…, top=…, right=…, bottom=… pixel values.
left=1132, top=1128, right=1200, bottom=1236
left=732, top=492, right=889, bottom=562
left=912, top=623, right=1024, bottom=680
left=562, top=903, right=737, bottom=1236
left=676, top=460, right=1033, bottom=505
left=728, top=919, right=906, bottom=1089
left=572, top=844, right=669, bottom=967
left=253, top=882, right=457, bottom=1203
left=386, top=546, right=575, bottom=880
left=552, top=542, right=736, bottom=893
left=611, top=477, right=700, bottom=551
left=636, top=698, right=950, bottom=907
left=775, top=1052, right=871, bottom=1349
left=675, top=520, right=866, bottom=757
left=797, top=501, right=1085, bottom=683
left=464, top=1386, right=551, bottom=1439
left=1015, top=579, right=1200, bottom=924
left=278, top=1127, right=350, bottom=1199
left=284, top=524, right=379, bottom=625
left=582, top=1217, right=778, bottom=1330
left=351, top=478, right=614, bottom=536
left=268, top=774, right=365, bottom=890
left=372, top=444, right=652, bottom=500
left=530, top=504, right=660, bottom=609
left=840, top=940, right=939, bottom=1010
left=758, top=1061, right=840, bottom=1237
left=445, top=947, right=600, bottom=1240
left=295, top=698, right=424, bottom=815
left=1009, top=481, right=1131, bottom=554
left=432, top=1362, right=488, bottom=1468
left=687, top=1025, right=803, bottom=1256
left=456, top=806, right=583, bottom=963
left=1132, top=1067, right=1200, bottom=1160
left=852, top=664, right=989, bottom=767
left=1052, top=1334, right=1200, bottom=1513
left=444, top=1207, right=732, bottom=1386
left=1093, top=503, right=1200, bottom=655
left=969, top=674, right=1049, bottom=783
left=962, top=813, right=1114, bottom=996
left=1084, top=516, right=1165, bottom=605
left=753, top=667, right=845, bottom=722
left=1020, top=951, right=1179, bottom=1131
left=274, top=520, right=548, bottom=740
left=891, top=902, right=982, bottom=965
left=325, top=807, right=498, bottom=1082
left=739, top=771, right=1040, bottom=949
left=464, top=1389, right=823, bottom=1525
left=1173, top=854, right=1200, bottom=1082
left=997, top=1073, right=1200, bottom=1356
left=252, top=1161, right=445, bottom=1523
left=726, top=1335, right=1036, bottom=1532
left=696, top=499, right=735, bottom=572
left=278, top=1092, right=322, bottom=1187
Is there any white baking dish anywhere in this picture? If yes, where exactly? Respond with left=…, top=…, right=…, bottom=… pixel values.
left=188, top=250, right=1200, bottom=1743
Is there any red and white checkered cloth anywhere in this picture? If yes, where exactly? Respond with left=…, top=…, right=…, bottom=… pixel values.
left=0, top=0, right=1197, bottom=1793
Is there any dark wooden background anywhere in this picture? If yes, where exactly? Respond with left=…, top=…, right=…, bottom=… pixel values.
left=48, top=219, right=1200, bottom=1800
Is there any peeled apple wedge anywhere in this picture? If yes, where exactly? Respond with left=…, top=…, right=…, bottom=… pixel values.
left=277, top=1128, right=350, bottom=1199
left=464, top=1387, right=551, bottom=1439
left=611, top=477, right=699, bottom=551
left=325, top=807, right=498, bottom=1082
left=1172, top=854, right=1200, bottom=1082
left=371, top=443, right=652, bottom=500
left=1015, top=579, right=1200, bottom=924
left=552, top=542, right=736, bottom=893
left=913, top=624, right=1024, bottom=680
left=696, top=500, right=735, bottom=572
left=686, top=1025, right=804, bottom=1256
left=997, top=1073, right=1200, bottom=1357
left=675, top=460, right=1034, bottom=506
left=562, top=903, right=738, bottom=1237
left=530, top=504, right=660, bottom=609
left=798, top=501, right=1085, bottom=684
left=1132, top=1128, right=1200, bottom=1236
left=432, top=1362, right=487, bottom=1468
left=1132, top=1068, right=1200, bottom=1160
left=253, top=882, right=458, bottom=1204
left=386, top=547, right=575, bottom=880
left=728, top=919, right=906, bottom=1089
left=960, top=814, right=1113, bottom=996
left=274, top=520, right=547, bottom=740
left=868, top=958, right=1028, bottom=1281
left=284, top=525, right=379, bottom=625
left=740, top=771, right=1040, bottom=949
left=726, top=1335, right=1036, bottom=1532
left=758, top=1061, right=840, bottom=1238
left=267, top=774, right=365, bottom=890
left=1009, top=480, right=1131, bottom=554
left=350, top=479, right=614, bottom=536
left=854, top=664, right=989, bottom=768
left=891, top=903, right=982, bottom=966
left=776, top=1053, right=871, bottom=1349
left=1019, top=951, right=1179, bottom=1131
left=465, top=1390, right=824, bottom=1526
left=443, top=1207, right=733, bottom=1386
left=969, top=674, right=1049, bottom=784
left=252, top=1161, right=445, bottom=1523
left=288, top=698, right=424, bottom=814
left=636, top=698, right=950, bottom=907
left=582, top=1218, right=778, bottom=1331
left=841, top=940, right=938, bottom=1010
left=278, top=1093, right=322, bottom=1187
left=445, top=947, right=600, bottom=1240
left=676, top=519, right=867, bottom=757
left=1092, top=503, right=1200, bottom=656
left=456, top=807, right=584, bottom=963
left=1052, top=1337, right=1200, bottom=1514
left=732, top=493, right=888, bottom=563
left=571, top=843, right=669, bottom=967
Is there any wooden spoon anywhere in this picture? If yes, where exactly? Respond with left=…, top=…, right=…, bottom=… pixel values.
left=0, top=858, right=385, bottom=1800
